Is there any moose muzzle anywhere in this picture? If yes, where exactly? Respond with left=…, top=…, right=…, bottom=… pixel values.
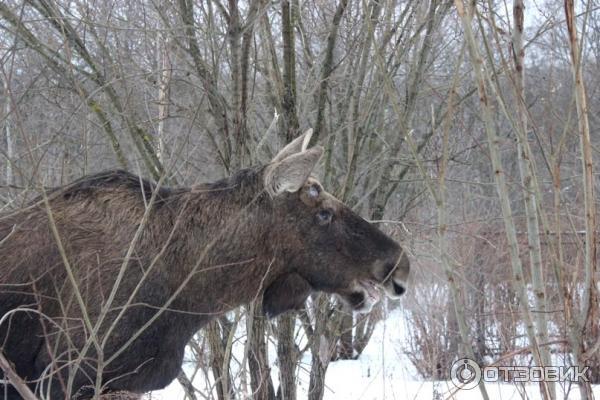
left=381, top=250, right=410, bottom=299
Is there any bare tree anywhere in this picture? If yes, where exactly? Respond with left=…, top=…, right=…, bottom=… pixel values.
left=2, top=0, right=599, bottom=399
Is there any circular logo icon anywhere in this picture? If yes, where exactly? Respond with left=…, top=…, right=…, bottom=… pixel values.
left=450, top=358, right=481, bottom=390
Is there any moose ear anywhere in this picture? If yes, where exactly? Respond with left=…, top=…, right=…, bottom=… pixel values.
left=271, top=129, right=314, bottom=163
left=262, top=273, right=312, bottom=318
left=264, top=146, right=323, bottom=197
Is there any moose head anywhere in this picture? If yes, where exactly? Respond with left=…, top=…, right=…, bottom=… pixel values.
left=258, top=129, right=409, bottom=317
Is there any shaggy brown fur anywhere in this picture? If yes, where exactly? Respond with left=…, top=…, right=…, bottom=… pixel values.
left=0, top=135, right=408, bottom=399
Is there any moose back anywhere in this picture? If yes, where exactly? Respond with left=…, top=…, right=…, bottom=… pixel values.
left=0, top=131, right=409, bottom=399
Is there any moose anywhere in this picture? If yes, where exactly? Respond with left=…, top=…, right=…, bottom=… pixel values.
left=0, top=130, right=409, bottom=399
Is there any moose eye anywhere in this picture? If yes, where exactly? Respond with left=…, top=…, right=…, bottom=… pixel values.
left=315, top=209, right=333, bottom=225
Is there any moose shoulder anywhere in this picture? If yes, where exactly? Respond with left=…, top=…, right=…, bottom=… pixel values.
left=0, top=130, right=409, bottom=399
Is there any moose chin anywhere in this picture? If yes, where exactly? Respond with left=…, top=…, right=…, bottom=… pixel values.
left=0, top=129, right=409, bottom=399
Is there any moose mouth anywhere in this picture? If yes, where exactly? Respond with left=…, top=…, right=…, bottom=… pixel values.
left=340, top=281, right=383, bottom=313
left=340, top=278, right=407, bottom=313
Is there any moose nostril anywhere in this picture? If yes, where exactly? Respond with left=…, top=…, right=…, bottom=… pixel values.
left=392, top=281, right=406, bottom=296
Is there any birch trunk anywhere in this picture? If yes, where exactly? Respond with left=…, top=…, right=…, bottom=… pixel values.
left=510, top=2, right=554, bottom=397
left=454, top=1, right=551, bottom=398
left=565, top=0, right=597, bottom=396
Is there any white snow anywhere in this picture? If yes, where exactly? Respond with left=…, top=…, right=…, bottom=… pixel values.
left=148, top=307, right=600, bottom=399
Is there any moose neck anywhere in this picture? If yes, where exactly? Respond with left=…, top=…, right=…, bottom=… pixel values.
left=163, top=166, right=279, bottom=325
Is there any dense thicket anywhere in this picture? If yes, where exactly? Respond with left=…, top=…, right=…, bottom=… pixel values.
left=1, top=0, right=598, bottom=399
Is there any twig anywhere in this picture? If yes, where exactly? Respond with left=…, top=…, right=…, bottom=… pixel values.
left=0, top=351, right=39, bottom=400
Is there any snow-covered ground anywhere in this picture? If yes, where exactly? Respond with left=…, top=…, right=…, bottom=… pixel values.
left=149, top=308, right=600, bottom=399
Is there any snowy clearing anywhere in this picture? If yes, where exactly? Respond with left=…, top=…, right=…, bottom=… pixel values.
left=149, top=308, right=599, bottom=400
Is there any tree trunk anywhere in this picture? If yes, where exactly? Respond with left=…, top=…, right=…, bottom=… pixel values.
left=311, top=0, right=349, bottom=144
left=275, top=314, right=298, bottom=400
left=157, top=32, right=171, bottom=164
left=2, top=78, right=12, bottom=186
left=307, top=357, right=326, bottom=400
left=455, top=1, right=551, bottom=398
left=281, top=0, right=299, bottom=141
left=247, top=304, right=275, bottom=400
left=207, top=320, right=232, bottom=400
left=511, top=1, right=554, bottom=396
left=273, top=4, right=302, bottom=397
left=337, top=312, right=353, bottom=360
left=306, top=295, right=331, bottom=400
left=564, top=0, right=597, bottom=395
